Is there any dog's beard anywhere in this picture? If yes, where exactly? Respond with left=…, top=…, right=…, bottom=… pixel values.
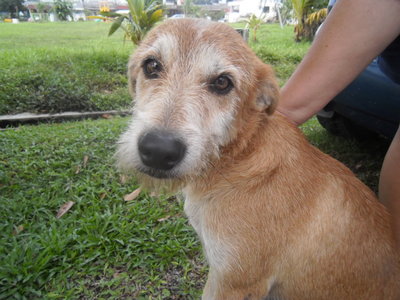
left=117, top=148, right=220, bottom=194
left=135, top=171, right=186, bottom=194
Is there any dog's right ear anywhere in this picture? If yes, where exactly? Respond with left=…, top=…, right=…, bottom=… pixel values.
left=254, top=63, right=279, bottom=115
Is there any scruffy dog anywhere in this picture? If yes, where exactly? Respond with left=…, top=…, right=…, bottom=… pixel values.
left=116, top=19, right=400, bottom=299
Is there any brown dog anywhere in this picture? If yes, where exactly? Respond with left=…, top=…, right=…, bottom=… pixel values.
left=116, top=19, right=400, bottom=299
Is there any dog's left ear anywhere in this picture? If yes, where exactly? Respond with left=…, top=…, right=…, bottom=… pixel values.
left=254, top=63, right=279, bottom=115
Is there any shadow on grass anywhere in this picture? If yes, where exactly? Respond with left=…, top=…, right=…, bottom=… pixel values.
left=301, top=117, right=390, bottom=194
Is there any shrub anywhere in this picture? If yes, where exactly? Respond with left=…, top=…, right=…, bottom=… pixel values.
left=53, top=0, right=73, bottom=21
left=246, top=15, right=263, bottom=43
left=107, top=0, right=164, bottom=45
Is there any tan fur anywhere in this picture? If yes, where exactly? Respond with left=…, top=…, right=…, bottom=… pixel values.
left=116, top=19, right=400, bottom=299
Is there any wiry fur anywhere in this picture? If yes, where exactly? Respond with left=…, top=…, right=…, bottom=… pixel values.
left=116, top=19, right=400, bottom=299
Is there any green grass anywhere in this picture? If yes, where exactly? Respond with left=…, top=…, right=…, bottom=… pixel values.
left=231, top=23, right=310, bottom=85
left=0, top=117, right=205, bottom=299
left=0, top=22, right=134, bottom=115
left=300, top=118, right=388, bottom=193
left=0, top=22, right=127, bottom=49
left=248, top=24, right=310, bottom=85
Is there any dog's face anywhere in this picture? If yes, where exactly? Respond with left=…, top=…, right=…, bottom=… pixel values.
left=117, top=19, right=278, bottom=184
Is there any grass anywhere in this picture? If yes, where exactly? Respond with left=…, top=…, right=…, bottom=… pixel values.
left=248, top=24, right=310, bottom=85
left=0, top=22, right=134, bottom=115
left=300, top=118, right=388, bottom=193
left=0, top=117, right=205, bottom=299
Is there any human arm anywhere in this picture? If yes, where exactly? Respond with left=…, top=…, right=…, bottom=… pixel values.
left=277, top=0, right=400, bottom=125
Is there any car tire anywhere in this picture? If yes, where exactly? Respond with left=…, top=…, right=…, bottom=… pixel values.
left=317, top=113, right=380, bottom=141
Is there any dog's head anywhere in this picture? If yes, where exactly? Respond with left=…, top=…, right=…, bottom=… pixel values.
left=117, top=19, right=279, bottom=187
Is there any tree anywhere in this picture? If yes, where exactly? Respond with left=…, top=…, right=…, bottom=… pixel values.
left=36, top=2, right=50, bottom=13
left=53, top=0, right=73, bottom=21
left=183, top=0, right=193, bottom=15
left=291, top=0, right=309, bottom=41
left=108, top=0, right=164, bottom=46
left=310, top=0, right=327, bottom=10
left=280, top=0, right=293, bottom=25
left=291, top=0, right=328, bottom=41
left=246, top=14, right=263, bottom=43
left=304, top=7, right=327, bottom=39
left=0, top=0, right=26, bottom=18
left=193, top=0, right=212, bottom=4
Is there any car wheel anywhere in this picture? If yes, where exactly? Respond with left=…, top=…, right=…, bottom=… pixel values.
left=317, top=113, right=380, bottom=141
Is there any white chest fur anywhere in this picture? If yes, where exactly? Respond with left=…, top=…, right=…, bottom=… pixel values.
left=183, top=189, right=236, bottom=274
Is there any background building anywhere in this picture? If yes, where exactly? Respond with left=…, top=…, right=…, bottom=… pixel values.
left=226, top=0, right=278, bottom=23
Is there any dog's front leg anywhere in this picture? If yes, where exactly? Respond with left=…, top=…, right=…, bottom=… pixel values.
left=202, top=274, right=216, bottom=300
left=202, top=269, right=243, bottom=300
left=202, top=269, right=223, bottom=300
left=202, top=281, right=245, bottom=300
left=202, top=269, right=269, bottom=300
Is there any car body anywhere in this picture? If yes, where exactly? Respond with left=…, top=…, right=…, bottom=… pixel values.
left=317, top=58, right=400, bottom=140
left=169, top=14, right=185, bottom=19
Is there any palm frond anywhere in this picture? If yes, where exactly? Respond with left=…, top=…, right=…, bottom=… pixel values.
left=108, top=15, right=127, bottom=36
left=108, top=0, right=164, bottom=45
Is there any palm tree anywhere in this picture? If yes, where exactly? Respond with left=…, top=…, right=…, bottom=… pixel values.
left=291, top=0, right=310, bottom=41
left=108, top=0, right=164, bottom=45
left=246, top=15, right=263, bottom=42
left=291, top=0, right=328, bottom=41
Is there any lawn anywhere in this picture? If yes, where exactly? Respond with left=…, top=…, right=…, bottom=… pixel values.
left=0, top=117, right=205, bottom=299
left=0, top=22, right=133, bottom=115
left=0, top=20, right=389, bottom=299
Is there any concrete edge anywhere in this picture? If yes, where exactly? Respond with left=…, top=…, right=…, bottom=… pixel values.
left=0, top=110, right=132, bottom=128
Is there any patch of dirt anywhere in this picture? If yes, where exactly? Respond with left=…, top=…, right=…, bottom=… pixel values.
left=77, top=257, right=207, bottom=299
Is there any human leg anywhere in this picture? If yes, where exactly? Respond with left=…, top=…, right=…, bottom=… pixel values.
left=379, top=126, right=400, bottom=248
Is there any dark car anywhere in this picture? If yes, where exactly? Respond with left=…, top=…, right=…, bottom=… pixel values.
left=317, top=59, right=400, bottom=140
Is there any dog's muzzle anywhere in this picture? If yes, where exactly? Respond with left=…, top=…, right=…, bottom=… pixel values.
left=138, top=130, right=187, bottom=178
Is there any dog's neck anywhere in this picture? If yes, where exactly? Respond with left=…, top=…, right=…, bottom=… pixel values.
left=223, top=111, right=301, bottom=163
left=190, top=112, right=305, bottom=192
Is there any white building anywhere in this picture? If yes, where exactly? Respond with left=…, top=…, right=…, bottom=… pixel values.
left=163, top=0, right=184, bottom=6
left=226, top=0, right=278, bottom=23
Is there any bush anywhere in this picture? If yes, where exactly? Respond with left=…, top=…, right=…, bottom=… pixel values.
left=53, top=0, right=73, bottom=21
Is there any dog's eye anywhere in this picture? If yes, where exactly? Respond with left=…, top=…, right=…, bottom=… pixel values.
left=143, top=58, right=162, bottom=79
left=210, top=75, right=234, bottom=95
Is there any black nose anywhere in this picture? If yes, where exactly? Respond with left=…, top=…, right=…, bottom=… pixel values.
left=138, top=130, right=186, bottom=171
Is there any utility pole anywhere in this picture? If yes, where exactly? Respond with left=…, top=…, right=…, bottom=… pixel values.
left=276, top=1, right=283, bottom=28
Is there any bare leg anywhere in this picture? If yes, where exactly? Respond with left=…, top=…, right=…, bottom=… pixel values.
left=379, top=126, right=400, bottom=249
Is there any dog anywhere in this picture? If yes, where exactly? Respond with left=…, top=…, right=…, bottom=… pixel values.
left=116, top=19, right=400, bottom=299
